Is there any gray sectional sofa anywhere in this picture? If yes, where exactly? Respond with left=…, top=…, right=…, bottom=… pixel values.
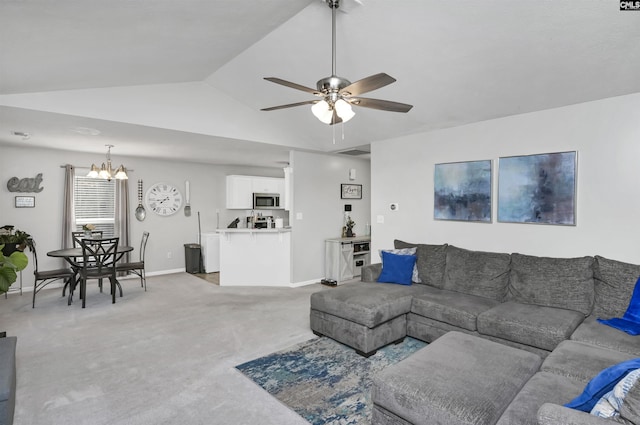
left=310, top=241, right=640, bottom=425
left=0, top=336, right=16, bottom=425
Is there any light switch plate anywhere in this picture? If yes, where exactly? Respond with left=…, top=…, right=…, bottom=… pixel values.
left=377, top=215, right=384, bottom=224
left=296, top=212, right=303, bottom=220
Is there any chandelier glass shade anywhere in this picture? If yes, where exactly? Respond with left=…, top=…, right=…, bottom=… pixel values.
left=87, top=145, right=128, bottom=180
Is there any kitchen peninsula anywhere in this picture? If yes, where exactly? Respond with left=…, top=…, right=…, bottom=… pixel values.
left=216, top=228, right=291, bottom=286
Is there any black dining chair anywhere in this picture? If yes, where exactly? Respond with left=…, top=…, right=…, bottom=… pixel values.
left=30, top=240, right=76, bottom=308
left=70, top=230, right=104, bottom=293
left=116, top=231, right=149, bottom=291
left=78, top=237, right=120, bottom=308
left=71, top=231, right=103, bottom=247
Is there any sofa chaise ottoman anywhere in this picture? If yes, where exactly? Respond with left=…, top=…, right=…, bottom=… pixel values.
left=372, top=331, right=542, bottom=425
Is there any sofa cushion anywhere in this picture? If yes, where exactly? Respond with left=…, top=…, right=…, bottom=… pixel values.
left=541, top=340, right=636, bottom=384
left=442, top=245, right=511, bottom=301
left=377, top=251, right=416, bottom=285
left=508, top=253, right=595, bottom=316
left=411, top=287, right=500, bottom=331
left=496, top=372, right=584, bottom=425
left=570, top=316, right=640, bottom=357
left=394, top=240, right=447, bottom=288
left=310, top=283, right=428, bottom=328
left=373, top=332, right=542, bottom=425
left=594, top=255, right=640, bottom=319
left=477, top=301, right=585, bottom=351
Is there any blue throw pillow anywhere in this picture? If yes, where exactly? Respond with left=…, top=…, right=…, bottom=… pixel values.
left=565, top=358, right=640, bottom=412
left=377, top=251, right=416, bottom=285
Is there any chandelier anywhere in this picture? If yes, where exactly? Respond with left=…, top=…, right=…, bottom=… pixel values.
left=87, top=144, right=128, bottom=180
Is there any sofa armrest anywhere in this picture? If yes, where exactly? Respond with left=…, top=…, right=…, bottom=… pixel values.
left=361, top=263, right=382, bottom=282
left=537, top=403, right=611, bottom=425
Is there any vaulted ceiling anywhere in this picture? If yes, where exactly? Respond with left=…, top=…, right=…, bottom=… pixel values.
left=1, top=0, right=639, bottom=167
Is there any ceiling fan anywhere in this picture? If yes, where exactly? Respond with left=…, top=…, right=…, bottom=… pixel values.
left=261, top=0, right=413, bottom=125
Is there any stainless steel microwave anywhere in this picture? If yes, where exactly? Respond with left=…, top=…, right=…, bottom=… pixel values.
left=253, top=193, right=281, bottom=209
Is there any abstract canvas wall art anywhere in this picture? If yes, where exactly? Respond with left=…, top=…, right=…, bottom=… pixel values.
left=498, top=151, right=576, bottom=225
left=434, top=160, right=492, bottom=222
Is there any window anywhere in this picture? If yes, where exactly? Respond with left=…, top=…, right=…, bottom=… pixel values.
left=73, top=174, right=116, bottom=236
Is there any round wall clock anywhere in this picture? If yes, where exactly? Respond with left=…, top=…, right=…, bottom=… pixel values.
left=145, top=182, right=183, bottom=216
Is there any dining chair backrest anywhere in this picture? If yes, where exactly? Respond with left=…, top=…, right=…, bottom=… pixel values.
left=139, top=231, right=150, bottom=262
left=72, top=231, right=104, bottom=248
left=80, top=237, right=119, bottom=277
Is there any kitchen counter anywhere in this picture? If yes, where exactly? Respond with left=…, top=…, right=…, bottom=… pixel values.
left=216, top=227, right=291, bottom=234
left=216, top=228, right=291, bottom=286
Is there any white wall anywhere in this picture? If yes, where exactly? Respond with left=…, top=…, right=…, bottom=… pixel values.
left=0, top=145, right=284, bottom=279
left=371, top=92, right=640, bottom=264
left=290, top=151, right=371, bottom=283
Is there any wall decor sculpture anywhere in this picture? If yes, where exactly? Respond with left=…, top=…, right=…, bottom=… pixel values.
left=498, top=151, right=576, bottom=225
left=6, top=173, right=44, bottom=192
left=434, top=160, right=492, bottom=222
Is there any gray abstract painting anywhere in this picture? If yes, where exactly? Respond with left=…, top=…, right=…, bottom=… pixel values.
left=434, top=160, right=492, bottom=222
left=498, top=151, right=576, bottom=225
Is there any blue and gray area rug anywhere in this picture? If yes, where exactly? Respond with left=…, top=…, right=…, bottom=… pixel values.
left=236, top=336, right=427, bottom=425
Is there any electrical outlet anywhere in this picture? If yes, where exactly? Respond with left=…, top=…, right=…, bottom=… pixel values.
left=296, top=212, right=303, bottom=220
left=167, top=251, right=172, bottom=259
left=377, top=215, right=385, bottom=224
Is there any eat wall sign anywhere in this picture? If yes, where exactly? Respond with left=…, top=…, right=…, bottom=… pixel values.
left=6, top=173, right=44, bottom=193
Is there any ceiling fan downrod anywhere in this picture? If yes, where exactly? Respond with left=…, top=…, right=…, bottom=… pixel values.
left=317, top=0, right=351, bottom=100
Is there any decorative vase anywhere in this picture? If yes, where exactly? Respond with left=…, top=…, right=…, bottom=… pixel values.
left=346, top=228, right=353, bottom=237
left=84, top=230, right=92, bottom=239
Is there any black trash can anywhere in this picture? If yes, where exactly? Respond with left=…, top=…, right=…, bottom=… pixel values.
left=184, top=243, right=202, bottom=274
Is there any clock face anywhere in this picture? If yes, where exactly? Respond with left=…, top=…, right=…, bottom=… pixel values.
left=145, top=183, right=183, bottom=216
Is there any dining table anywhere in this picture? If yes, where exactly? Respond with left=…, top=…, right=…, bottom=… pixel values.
left=47, top=244, right=133, bottom=305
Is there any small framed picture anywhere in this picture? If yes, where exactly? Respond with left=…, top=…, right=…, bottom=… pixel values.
left=15, top=196, right=35, bottom=208
left=341, top=184, right=362, bottom=199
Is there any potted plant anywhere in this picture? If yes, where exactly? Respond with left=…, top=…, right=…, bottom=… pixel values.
left=345, top=217, right=356, bottom=238
left=0, top=244, right=28, bottom=293
left=0, top=225, right=32, bottom=256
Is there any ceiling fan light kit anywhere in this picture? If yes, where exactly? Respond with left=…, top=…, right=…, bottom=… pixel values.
left=262, top=0, right=412, bottom=125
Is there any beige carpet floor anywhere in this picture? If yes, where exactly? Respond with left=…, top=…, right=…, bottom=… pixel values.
left=0, top=273, right=339, bottom=425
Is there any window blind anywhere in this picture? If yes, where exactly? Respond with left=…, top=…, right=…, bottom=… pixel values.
left=74, top=175, right=116, bottom=236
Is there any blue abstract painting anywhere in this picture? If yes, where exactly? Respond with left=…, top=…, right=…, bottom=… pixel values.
left=498, top=151, right=576, bottom=225
left=434, top=160, right=492, bottom=222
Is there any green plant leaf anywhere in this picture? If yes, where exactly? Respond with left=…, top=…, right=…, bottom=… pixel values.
left=0, top=267, right=17, bottom=293
left=8, top=251, right=28, bottom=271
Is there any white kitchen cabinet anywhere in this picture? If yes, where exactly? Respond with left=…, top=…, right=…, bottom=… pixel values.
left=226, top=175, right=285, bottom=210
left=252, top=177, right=280, bottom=194
left=226, top=175, right=254, bottom=209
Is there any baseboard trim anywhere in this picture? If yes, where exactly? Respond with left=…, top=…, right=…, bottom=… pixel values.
left=289, top=278, right=322, bottom=288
